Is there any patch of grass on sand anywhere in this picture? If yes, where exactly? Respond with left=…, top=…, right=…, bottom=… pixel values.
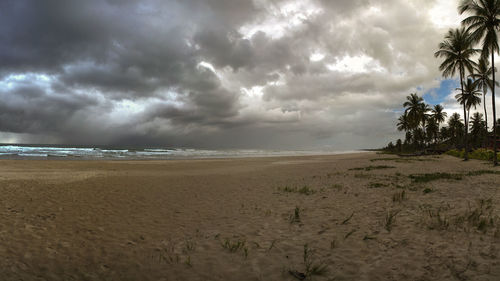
left=409, top=170, right=500, bottom=184
left=455, top=199, right=496, bottom=233
left=394, top=184, right=411, bottom=189
left=221, top=238, right=248, bottom=257
left=184, top=256, right=192, bottom=267
left=421, top=199, right=497, bottom=233
left=368, top=182, right=389, bottom=188
left=156, top=246, right=181, bottom=264
left=349, top=165, right=396, bottom=171
left=330, top=239, right=336, bottom=249
left=466, top=170, right=500, bottom=176
left=329, top=183, right=343, bottom=190
left=370, top=157, right=436, bottom=163
left=421, top=206, right=450, bottom=230
left=289, top=244, right=328, bottom=280
left=392, top=190, right=407, bottom=203
left=289, top=206, right=301, bottom=224
left=354, top=173, right=371, bottom=179
left=183, top=239, right=196, bottom=253
left=278, top=185, right=316, bottom=195
left=385, top=210, right=400, bottom=232
left=409, top=172, right=463, bottom=183
left=423, top=187, right=433, bottom=194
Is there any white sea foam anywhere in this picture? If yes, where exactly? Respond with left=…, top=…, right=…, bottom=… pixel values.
left=0, top=145, right=363, bottom=159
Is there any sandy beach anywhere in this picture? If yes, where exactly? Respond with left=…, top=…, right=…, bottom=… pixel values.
left=1, top=152, right=499, bottom=280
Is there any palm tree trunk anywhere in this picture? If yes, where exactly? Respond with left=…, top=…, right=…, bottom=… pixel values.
left=422, top=120, right=426, bottom=148
left=492, top=52, right=498, bottom=166
left=484, top=88, right=488, bottom=132
left=483, top=88, right=488, bottom=148
left=461, top=71, right=469, bottom=160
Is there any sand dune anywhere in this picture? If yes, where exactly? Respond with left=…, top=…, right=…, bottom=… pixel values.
left=0, top=153, right=499, bottom=280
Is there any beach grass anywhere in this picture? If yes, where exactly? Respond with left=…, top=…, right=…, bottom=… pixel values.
left=409, top=172, right=463, bottom=183
left=349, top=165, right=396, bottom=171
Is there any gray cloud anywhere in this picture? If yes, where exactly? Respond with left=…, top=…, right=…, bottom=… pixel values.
left=0, top=0, right=464, bottom=149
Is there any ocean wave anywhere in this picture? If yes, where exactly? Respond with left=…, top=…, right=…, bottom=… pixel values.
left=0, top=145, right=362, bottom=159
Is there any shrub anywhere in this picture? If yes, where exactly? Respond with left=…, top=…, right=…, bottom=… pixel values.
left=446, top=148, right=500, bottom=161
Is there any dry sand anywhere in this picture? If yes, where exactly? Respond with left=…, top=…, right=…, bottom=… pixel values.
left=0, top=152, right=499, bottom=280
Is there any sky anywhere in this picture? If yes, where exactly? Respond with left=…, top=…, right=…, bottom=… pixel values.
left=0, top=0, right=499, bottom=149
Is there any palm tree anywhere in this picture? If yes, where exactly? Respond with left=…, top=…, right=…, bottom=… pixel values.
left=459, top=0, right=500, bottom=165
left=431, top=104, right=448, bottom=138
left=470, top=57, right=498, bottom=133
left=403, top=93, right=425, bottom=128
left=426, top=118, right=439, bottom=144
left=396, top=139, right=403, bottom=152
left=435, top=27, right=479, bottom=160
left=397, top=112, right=411, bottom=132
left=404, top=131, right=413, bottom=146
left=448, top=112, right=466, bottom=146
left=397, top=112, right=412, bottom=146
left=403, top=93, right=426, bottom=148
left=419, top=103, right=432, bottom=138
left=456, top=78, right=483, bottom=127
left=440, top=126, right=451, bottom=143
left=470, top=112, right=487, bottom=147
left=413, top=127, right=426, bottom=147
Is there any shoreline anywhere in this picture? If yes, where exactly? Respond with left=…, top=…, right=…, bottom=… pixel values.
left=0, top=150, right=369, bottom=161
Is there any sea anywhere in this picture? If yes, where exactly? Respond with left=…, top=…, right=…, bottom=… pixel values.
left=0, top=144, right=363, bottom=160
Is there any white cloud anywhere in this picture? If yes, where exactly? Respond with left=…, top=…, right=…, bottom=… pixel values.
left=326, top=55, right=385, bottom=74
left=428, top=0, right=461, bottom=29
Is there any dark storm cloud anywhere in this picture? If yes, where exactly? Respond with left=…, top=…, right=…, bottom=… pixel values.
left=0, top=0, right=460, bottom=148
left=0, top=81, right=99, bottom=134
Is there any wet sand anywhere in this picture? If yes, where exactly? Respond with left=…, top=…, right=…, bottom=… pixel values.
left=0, top=153, right=499, bottom=280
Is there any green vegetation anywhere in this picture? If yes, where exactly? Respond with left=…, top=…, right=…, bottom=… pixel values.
left=370, top=157, right=435, bottom=163
left=456, top=199, right=496, bottom=233
left=421, top=199, right=497, bottom=234
left=279, top=185, right=316, bottom=195
left=368, top=182, right=389, bottom=188
left=422, top=206, right=450, bottom=230
left=423, top=187, right=433, bottom=194
left=341, top=212, right=354, bottom=225
left=303, top=244, right=328, bottom=277
left=446, top=149, right=500, bottom=161
left=392, top=190, right=407, bottom=203
left=385, top=1, right=500, bottom=166
left=289, top=206, right=301, bottom=224
left=221, top=238, right=248, bottom=257
left=349, top=165, right=395, bottom=171
left=384, top=210, right=399, bottom=232
left=329, top=183, right=343, bottom=190
left=330, top=239, right=336, bottom=249
left=466, top=169, right=500, bottom=176
left=184, top=256, right=192, bottom=267
left=409, top=169, right=500, bottom=183
left=409, top=172, right=463, bottom=183
left=354, top=173, right=371, bottom=179
left=183, top=239, right=196, bottom=253
left=288, top=244, right=328, bottom=280
left=459, top=0, right=500, bottom=165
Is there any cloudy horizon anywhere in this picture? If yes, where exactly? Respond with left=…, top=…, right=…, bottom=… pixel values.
left=1, top=0, right=498, bottom=150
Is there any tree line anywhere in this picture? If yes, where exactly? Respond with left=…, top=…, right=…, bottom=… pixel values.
left=387, top=0, right=500, bottom=166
